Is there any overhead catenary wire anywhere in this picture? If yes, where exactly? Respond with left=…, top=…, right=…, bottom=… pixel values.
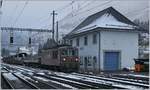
left=73, top=0, right=96, bottom=14
left=13, top=0, right=29, bottom=27
left=129, top=9, right=149, bottom=19
left=35, top=0, right=88, bottom=30
left=38, top=0, right=114, bottom=39
left=36, top=0, right=121, bottom=30
left=70, top=0, right=113, bottom=17
left=38, top=1, right=94, bottom=29
left=5, top=1, right=20, bottom=27
left=33, top=1, right=74, bottom=24
left=58, top=0, right=113, bottom=24
left=32, top=0, right=75, bottom=29
left=55, top=0, right=75, bottom=12
left=58, top=0, right=148, bottom=29
left=125, top=7, right=149, bottom=16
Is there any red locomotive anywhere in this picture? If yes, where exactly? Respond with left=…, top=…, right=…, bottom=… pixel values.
left=39, top=45, right=79, bottom=72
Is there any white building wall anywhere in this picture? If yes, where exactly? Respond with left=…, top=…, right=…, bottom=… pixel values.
left=71, top=33, right=100, bottom=71
left=70, top=30, right=138, bottom=72
left=100, top=31, right=139, bottom=70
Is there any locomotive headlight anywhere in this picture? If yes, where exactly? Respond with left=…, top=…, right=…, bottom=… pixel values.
left=63, top=58, right=66, bottom=61
left=75, top=58, right=78, bottom=61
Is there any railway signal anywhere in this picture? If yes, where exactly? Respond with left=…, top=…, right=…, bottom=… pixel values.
left=10, top=31, right=14, bottom=45
left=29, top=37, right=31, bottom=45
left=10, top=36, right=13, bottom=44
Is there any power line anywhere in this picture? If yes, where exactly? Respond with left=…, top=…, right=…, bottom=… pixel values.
left=34, top=0, right=75, bottom=28
left=74, top=0, right=95, bottom=14
left=73, top=0, right=113, bottom=17
left=125, top=7, right=149, bottom=16
left=13, top=0, right=29, bottom=26
left=59, top=0, right=113, bottom=23
left=40, top=24, right=51, bottom=29
left=55, top=0, right=114, bottom=32
left=129, top=10, right=149, bottom=19
left=32, top=1, right=75, bottom=29
left=55, top=0, right=75, bottom=12
left=10, top=3, right=19, bottom=26
left=34, top=16, right=51, bottom=27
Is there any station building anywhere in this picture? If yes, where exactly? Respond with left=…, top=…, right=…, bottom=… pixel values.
left=64, top=7, right=140, bottom=72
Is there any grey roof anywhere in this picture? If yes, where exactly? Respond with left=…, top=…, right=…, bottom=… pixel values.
left=66, top=7, right=138, bottom=37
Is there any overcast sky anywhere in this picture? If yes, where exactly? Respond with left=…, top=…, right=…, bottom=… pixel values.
left=1, top=0, right=149, bottom=34
left=1, top=0, right=149, bottom=53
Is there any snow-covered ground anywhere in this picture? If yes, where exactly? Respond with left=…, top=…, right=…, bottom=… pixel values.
left=2, top=63, right=149, bottom=89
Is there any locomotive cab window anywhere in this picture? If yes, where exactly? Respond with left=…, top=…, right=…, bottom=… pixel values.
left=69, top=49, right=78, bottom=56
left=61, top=49, right=68, bottom=56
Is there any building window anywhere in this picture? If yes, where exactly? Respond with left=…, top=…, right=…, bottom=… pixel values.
left=80, top=56, right=83, bottom=65
left=84, top=36, right=88, bottom=45
left=93, top=56, right=97, bottom=63
left=76, top=38, right=80, bottom=46
left=70, top=40, right=73, bottom=45
left=52, top=51, right=58, bottom=59
left=93, top=34, right=97, bottom=44
left=88, top=56, right=92, bottom=66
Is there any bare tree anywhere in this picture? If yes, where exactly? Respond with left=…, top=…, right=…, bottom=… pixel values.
left=134, top=19, right=149, bottom=59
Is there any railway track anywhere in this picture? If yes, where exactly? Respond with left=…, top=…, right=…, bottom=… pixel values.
left=36, top=73, right=101, bottom=89
left=1, top=64, right=75, bottom=89
left=1, top=64, right=123, bottom=89
left=14, top=72, right=67, bottom=89
left=71, top=73, right=149, bottom=89
left=13, top=66, right=100, bottom=89
left=110, top=75, right=149, bottom=84
left=1, top=72, right=37, bottom=89
left=112, top=74, right=149, bottom=84
left=1, top=73, right=13, bottom=89
left=9, top=65, right=126, bottom=89
left=1, top=64, right=149, bottom=89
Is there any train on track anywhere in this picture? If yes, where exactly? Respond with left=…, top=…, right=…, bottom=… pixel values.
left=2, top=45, right=79, bottom=72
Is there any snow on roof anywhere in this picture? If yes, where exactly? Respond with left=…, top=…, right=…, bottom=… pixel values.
left=67, top=7, right=138, bottom=36
left=73, top=13, right=137, bottom=34
left=19, top=47, right=30, bottom=51
left=18, top=47, right=37, bottom=55
left=19, top=47, right=31, bottom=54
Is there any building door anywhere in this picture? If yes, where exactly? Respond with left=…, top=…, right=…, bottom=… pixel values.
left=84, top=57, right=88, bottom=72
left=104, top=52, right=120, bottom=71
left=93, top=56, right=97, bottom=72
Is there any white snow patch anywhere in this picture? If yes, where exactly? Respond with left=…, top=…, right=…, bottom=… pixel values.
left=50, top=76, right=94, bottom=87
left=128, top=74, right=149, bottom=78
left=37, top=72, right=45, bottom=75
left=48, top=79, right=76, bottom=89
left=33, top=76, right=50, bottom=82
left=3, top=73, right=18, bottom=81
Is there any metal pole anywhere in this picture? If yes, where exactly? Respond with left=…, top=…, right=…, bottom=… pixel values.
left=52, top=10, right=55, bottom=40
left=56, top=21, right=58, bottom=43
left=51, top=10, right=57, bottom=41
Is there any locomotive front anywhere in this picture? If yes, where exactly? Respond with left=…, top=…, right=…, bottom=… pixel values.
left=59, top=46, right=79, bottom=72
